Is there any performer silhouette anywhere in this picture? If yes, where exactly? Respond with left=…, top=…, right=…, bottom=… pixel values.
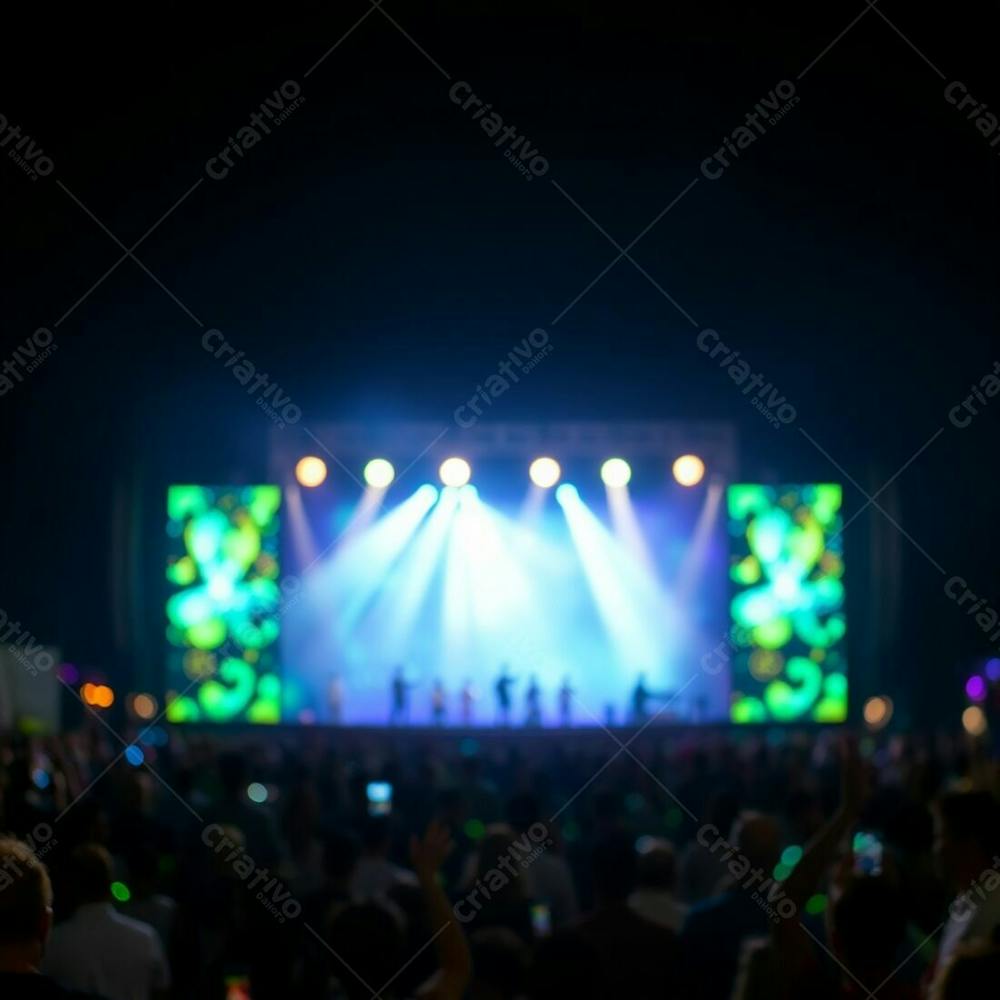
left=558, top=676, right=574, bottom=727
left=525, top=675, right=542, bottom=727
left=631, top=673, right=651, bottom=725
left=390, top=666, right=412, bottom=724
left=495, top=664, right=515, bottom=726
left=460, top=679, right=476, bottom=726
left=431, top=678, right=446, bottom=726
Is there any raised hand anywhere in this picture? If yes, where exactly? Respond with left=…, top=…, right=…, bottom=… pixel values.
left=410, top=819, right=453, bottom=883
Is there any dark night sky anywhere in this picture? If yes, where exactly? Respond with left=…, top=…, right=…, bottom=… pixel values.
left=1, top=1, right=997, bottom=722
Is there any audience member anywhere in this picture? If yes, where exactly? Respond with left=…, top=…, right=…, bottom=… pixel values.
left=0, top=838, right=103, bottom=999
left=628, top=837, right=688, bottom=932
left=42, top=845, right=169, bottom=1000
left=576, top=833, right=681, bottom=999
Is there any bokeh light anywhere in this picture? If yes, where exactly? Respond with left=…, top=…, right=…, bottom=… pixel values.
left=464, top=818, right=486, bottom=840
left=295, top=456, right=328, bottom=488
left=247, top=782, right=268, bottom=804
left=82, top=683, right=115, bottom=709
left=986, top=659, right=1000, bottom=682
left=781, top=845, right=803, bottom=867
left=364, top=458, right=395, bottom=489
left=131, top=693, right=157, bottom=720
left=672, top=454, right=705, bottom=487
left=110, top=881, right=131, bottom=903
left=863, top=695, right=893, bottom=731
left=439, top=457, right=471, bottom=488
left=966, top=675, right=987, bottom=702
left=600, top=457, right=631, bottom=488
left=125, top=745, right=144, bottom=767
left=962, top=705, right=988, bottom=736
left=529, top=457, right=562, bottom=488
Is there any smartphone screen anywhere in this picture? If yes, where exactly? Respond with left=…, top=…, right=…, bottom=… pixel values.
left=853, top=830, right=883, bottom=876
left=366, top=781, right=393, bottom=816
left=530, top=902, right=552, bottom=937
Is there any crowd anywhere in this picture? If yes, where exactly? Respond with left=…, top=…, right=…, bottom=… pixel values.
left=0, top=723, right=998, bottom=999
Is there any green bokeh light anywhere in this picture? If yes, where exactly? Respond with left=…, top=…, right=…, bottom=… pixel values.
left=781, top=845, right=803, bottom=867
left=805, top=893, right=827, bottom=915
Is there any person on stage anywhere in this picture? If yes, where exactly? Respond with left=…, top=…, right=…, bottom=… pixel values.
left=631, top=673, right=651, bottom=725
left=431, top=679, right=446, bottom=726
left=460, top=679, right=476, bottom=726
left=494, top=664, right=515, bottom=726
left=390, top=666, right=411, bottom=724
left=558, top=676, right=574, bottom=726
left=525, top=675, right=542, bottom=726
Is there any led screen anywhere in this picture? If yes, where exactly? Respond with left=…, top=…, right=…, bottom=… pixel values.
left=165, top=485, right=282, bottom=723
left=727, top=483, right=847, bottom=724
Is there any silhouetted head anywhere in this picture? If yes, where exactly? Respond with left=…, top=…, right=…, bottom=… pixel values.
left=0, top=839, right=53, bottom=971
left=591, top=833, right=637, bottom=904
left=730, top=811, right=781, bottom=875
left=636, top=838, right=677, bottom=891
left=361, top=815, right=392, bottom=856
left=324, top=829, right=362, bottom=886
left=66, top=843, right=113, bottom=907
left=326, top=902, right=404, bottom=1000
left=469, top=926, right=529, bottom=1000
left=830, top=877, right=906, bottom=981
left=935, top=791, right=1000, bottom=889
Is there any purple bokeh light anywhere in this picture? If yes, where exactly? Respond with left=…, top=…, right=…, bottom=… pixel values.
left=966, top=675, right=987, bottom=702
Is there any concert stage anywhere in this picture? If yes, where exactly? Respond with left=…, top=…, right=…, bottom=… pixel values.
left=163, top=422, right=847, bottom=728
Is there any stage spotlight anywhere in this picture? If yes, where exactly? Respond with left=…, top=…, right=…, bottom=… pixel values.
left=439, top=457, right=471, bottom=488
left=529, top=457, right=561, bottom=488
left=295, top=455, right=327, bottom=488
left=600, top=458, right=631, bottom=489
left=364, top=458, right=395, bottom=489
left=672, top=454, right=705, bottom=487
left=555, top=483, right=579, bottom=505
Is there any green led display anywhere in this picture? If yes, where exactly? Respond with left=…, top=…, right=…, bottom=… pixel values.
left=165, top=485, right=282, bottom=724
left=727, top=484, right=847, bottom=724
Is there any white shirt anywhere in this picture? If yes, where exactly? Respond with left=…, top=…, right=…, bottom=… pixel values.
left=351, top=856, right=417, bottom=900
left=628, top=888, right=689, bottom=933
left=522, top=854, right=579, bottom=928
left=43, top=901, right=170, bottom=1000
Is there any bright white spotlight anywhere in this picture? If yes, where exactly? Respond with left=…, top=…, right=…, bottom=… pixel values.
left=364, top=458, right=395, bottom=488
left=439, top=457, right=471, bottom=488
left=672, top=454, right=705, bottom=487
left=295, top=455, right=328, bottom=487
left=600, top=458, right=631, bottom=489
left=529, top=457, right=561, bottom=488
left=555, top=483, right=579, bottom=505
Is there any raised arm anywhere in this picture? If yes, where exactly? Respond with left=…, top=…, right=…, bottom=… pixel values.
left=410, top=820, right=473, bottom=1000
